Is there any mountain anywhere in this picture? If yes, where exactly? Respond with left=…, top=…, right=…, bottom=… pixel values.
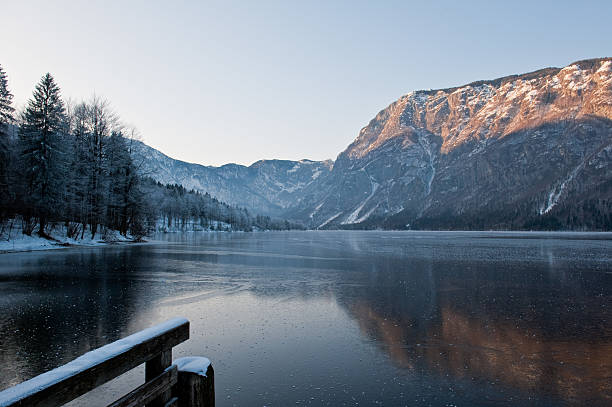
left=132, top=141, right=333, bottom=216
left=136, top=58, right=612, bottom=230
left=288, top=57, right=612, bottom=230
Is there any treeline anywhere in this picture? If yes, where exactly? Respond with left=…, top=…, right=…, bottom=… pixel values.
left=0, top=69, right=146, bottom=239
left=0, top=66, right=300, bottom=239
left=524, top=198, right=612, bottom=231
left=375, top=196, right=612, bottom=231
left=141, top=179, right=304, bottom=232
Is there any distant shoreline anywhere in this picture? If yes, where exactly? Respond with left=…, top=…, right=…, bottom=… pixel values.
left=3, top=229, right=611, bottom=254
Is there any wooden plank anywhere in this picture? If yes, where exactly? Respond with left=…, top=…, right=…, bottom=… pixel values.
left=0, top=318, right=189, bottom=407
left=107, top=365, right=177, bottom=407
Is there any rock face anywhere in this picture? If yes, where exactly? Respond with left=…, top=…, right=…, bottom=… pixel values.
left=132, top=141, right=332, bottom=216
left=137, top=58, right=612, bottom=230
left=289, top=58, right=612, bottom=230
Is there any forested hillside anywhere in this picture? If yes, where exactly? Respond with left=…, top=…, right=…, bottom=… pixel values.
left=141, top=179, right=302, bottom=232
left=0, top=66, right=299, bottom=241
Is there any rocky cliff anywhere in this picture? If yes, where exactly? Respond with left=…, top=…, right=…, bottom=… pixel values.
left=289, top=58, right=612, bottom=230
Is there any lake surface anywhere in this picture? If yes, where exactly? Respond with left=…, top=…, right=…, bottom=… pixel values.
left=1, top=231, right=611, bottom=406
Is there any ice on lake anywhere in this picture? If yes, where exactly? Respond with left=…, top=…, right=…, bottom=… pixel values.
left=1, top=231, right=611, bottom=406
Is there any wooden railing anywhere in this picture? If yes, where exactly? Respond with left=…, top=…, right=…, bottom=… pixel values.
left=0, top=318, right=214, bottom=407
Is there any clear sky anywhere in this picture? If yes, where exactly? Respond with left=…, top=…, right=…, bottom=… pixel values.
left=2, top=1, right=611, bottom=166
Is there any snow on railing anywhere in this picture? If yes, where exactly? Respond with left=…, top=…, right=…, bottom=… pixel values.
left=0, top=318, right=214, bottom=407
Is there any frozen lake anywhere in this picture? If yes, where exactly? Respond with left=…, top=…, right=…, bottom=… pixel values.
left=1, top=231, right=611, bottom=406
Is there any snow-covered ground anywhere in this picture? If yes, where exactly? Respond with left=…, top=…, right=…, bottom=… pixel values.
left=0, top=221, right=138, bottom=254
left=0, top=218, right=246, bottom=253
left=153, top=218, right=233, bottom=233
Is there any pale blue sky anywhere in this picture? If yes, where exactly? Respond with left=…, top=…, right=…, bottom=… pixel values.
left=2, top=1, right=611, bottom=166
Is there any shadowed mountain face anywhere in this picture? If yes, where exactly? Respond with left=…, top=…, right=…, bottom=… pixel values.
left=132, top=141, right=333, bottom=216
left=136, top=58, right=612, bottom=230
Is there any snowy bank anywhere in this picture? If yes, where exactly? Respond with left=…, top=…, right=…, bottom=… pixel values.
left=0, top=220, right=141, bottom=254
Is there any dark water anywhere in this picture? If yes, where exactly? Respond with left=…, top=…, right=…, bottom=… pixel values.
left=1, top=231, right=611, bottom=406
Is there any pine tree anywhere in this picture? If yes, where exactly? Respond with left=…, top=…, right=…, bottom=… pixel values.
left=19, top=73, right=66, bottom=235
left=0, top=64, right=15, bottom=220
left=0, top=64, right=13, bottom=133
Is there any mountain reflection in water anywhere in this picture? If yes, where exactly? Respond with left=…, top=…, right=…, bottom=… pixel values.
left=345, top=271, right=612, bottom=404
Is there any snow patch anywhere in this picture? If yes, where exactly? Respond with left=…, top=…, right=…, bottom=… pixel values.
left=505, top=81, right=534, bottom=102
left=549, top=76, right=561, bottom=89
left=287, top=163, right=300, bottom=174
left=354, top=202, right=380, bottom=224
left=418, top=133, right=436, bottom=195
left=342, top=181, right=379, bottom=225
left=596, top=60, right=612, bottom=73
left=560, top=64, right=590, bottom=91
left=540, top=162, right=585, bottom=214
left=560, top=64, right=580, bottom=74
left=309, top=202, right=324, bottom=219
left=412, top=92, right=430, bottom=106
left=318, top=212, right=343, bottom=229
left=524, top=89, right=539, bottom=102
left=174, top=356, right=211, bottom=377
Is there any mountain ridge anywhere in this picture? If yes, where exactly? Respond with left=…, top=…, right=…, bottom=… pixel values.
left=132, top=140, right=333, bottom=216
left=136, top=57, right=612, bottom=230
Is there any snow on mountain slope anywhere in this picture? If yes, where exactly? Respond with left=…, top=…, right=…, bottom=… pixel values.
left=132, top=141, right=333, bottom=216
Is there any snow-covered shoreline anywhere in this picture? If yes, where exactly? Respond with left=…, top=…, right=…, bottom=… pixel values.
left=0, top=221, right=144, bottom=254
left=0, top=216, right=260, bottom=254
left=0, top=232, right=146, bottom=254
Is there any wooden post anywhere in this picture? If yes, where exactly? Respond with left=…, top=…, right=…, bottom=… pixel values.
left=172, top=357, right=214, bottom=407
left=145, top=350, right=172, bottom=407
